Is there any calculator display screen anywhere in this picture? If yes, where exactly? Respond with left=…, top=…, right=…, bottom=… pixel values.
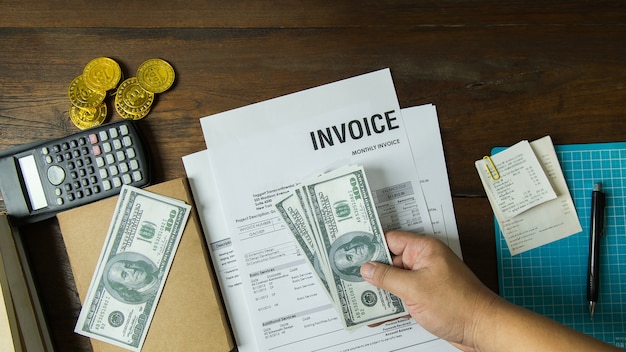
left=18, top=155, right=48, bottom=210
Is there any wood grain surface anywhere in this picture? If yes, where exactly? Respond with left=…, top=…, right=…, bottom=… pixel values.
left=2, top=2, right=626, bottom=350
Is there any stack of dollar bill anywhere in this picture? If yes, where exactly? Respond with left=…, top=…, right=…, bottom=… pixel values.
left=75, top=185, right=190, bottom=351
left=275, top=165, right=408, bottom=330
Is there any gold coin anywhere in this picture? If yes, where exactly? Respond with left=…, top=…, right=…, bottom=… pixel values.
left=117, top=77, right=154, bottom=112
left=68, top=75, right=106, bottom=110
left=83, top=57, right=122, bottom=92
left=136, top=58, right=175, bottom=93
left=115, top=99, right=150, bottom=120
left=69, top=103, right=107, bottom=130
left=114, top=77, right=154, bottom=118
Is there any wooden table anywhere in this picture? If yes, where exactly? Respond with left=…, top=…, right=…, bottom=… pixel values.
left=2, top=1, right=626, bottom=350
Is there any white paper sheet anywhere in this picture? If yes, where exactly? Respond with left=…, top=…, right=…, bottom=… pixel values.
left=184, top=70, right=461, bottom=351
left=476, top=140, right=557, bottom=221
left=402, top=105, right=462, bottom=258
left=183, top=151, right=257, bottom=352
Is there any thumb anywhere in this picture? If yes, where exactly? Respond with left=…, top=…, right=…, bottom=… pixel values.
left=360, top=261, right=413, bottom=300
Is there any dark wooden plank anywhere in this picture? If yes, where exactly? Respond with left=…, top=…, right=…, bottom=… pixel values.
left=2, top=26, right=626, bottom=195
left=2, top=1, right=626, bottom=28
left=454, top=197, right=498, bottom=292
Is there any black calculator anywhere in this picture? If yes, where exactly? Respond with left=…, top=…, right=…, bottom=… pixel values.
left=0, top=120, right=151, bottom=223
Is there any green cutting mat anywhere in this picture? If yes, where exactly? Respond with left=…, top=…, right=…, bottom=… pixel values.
left=495, top=141, right=626, bottom=348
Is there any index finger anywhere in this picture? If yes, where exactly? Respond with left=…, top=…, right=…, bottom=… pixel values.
left=385, top=230, right=417, bottom=255
left=384, top=231, right=439, bottom=271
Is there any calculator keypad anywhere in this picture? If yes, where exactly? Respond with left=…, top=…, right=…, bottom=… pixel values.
left=41, top=124, right=145, bottom=206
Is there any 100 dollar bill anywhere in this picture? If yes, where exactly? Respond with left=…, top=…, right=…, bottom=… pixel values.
left=75, top=185, right=190, bottom=351
left=276, top=165, right=408, bottom=330
left=275, top=188, right=333, bottom=299
left=305, top=166, right=407, bottom=329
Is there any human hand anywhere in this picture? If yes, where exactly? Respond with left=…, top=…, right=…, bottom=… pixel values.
left=360, top=231, right=499, bottom=351
left=361, top=231, right=623, bottom=352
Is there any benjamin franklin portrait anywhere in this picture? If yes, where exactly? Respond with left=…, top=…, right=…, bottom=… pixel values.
left=329, top=231, right=387, bottom=282
left=103, top=251, right=161, bottom=304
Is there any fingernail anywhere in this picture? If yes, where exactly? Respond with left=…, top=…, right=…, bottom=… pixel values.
left=361, top=262, right=376, bottom=280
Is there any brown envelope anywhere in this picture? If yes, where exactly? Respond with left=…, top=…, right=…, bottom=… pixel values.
left=57, top=178, right=234, bottom=351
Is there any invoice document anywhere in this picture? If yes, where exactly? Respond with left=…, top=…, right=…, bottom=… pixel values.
left=184, top=69, right=460, bottom=351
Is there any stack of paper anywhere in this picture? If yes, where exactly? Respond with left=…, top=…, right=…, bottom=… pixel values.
left=475, top=136, right=582, bottom=255
left=183, top=69, right=462, bottom=352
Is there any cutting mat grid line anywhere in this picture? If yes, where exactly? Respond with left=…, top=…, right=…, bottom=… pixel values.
left=496, top=142, right=626, bottom=348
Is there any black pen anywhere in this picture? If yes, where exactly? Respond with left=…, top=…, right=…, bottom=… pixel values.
left=587, top=182, right=605, bottom=319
